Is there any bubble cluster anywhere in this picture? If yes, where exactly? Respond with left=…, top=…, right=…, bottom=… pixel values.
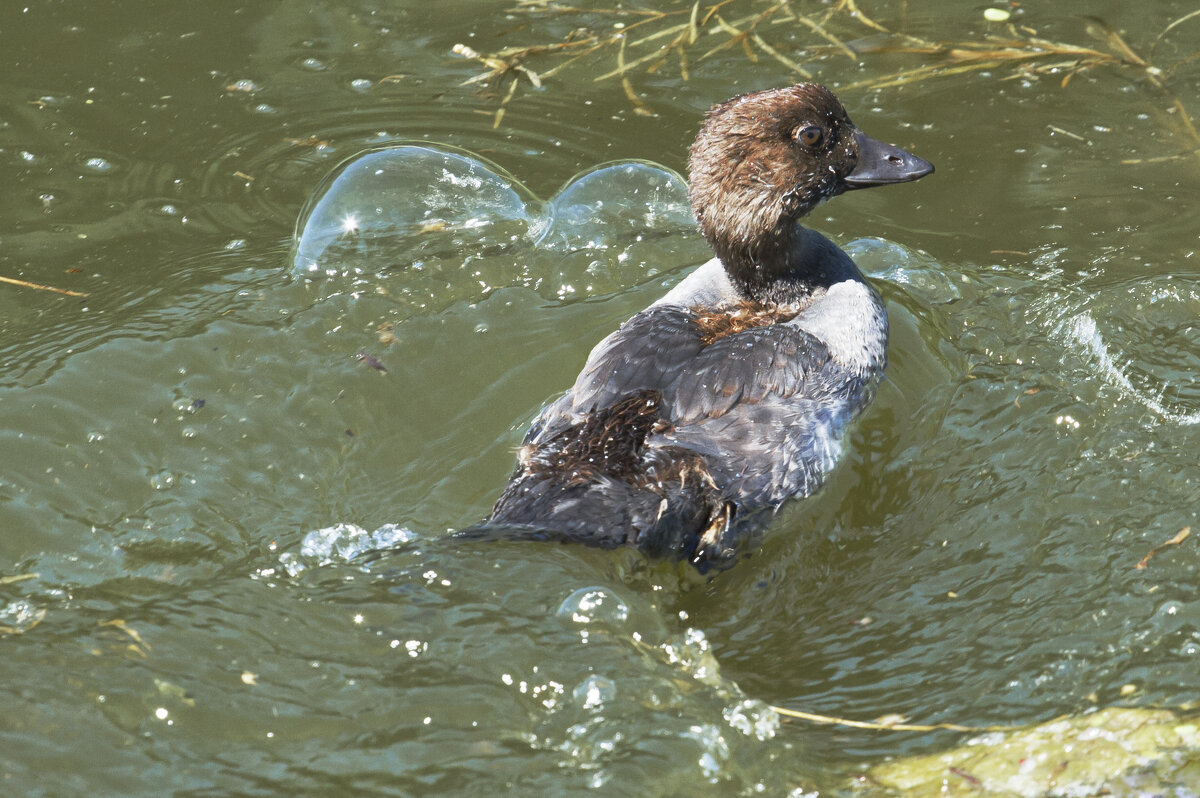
left=272, top=522, right=418, bottom=577
left=0, top=598, right=45, bottom=634
left=290, top=143, right=699, bottom=307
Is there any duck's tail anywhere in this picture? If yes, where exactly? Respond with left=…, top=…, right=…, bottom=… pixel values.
left=465, top=390, right=748, bottom=570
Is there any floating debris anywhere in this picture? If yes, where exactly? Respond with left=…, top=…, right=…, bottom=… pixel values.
left=1135, top=526, right=1191, bottom=570
left=0, top=274, right=89, bottom=297
left=154, top=677, right=196, bottom=707
left=771, top=702, right=1012, bottom=732
left=98, top=618, right=151, bottom=657
left=449, top=2, right=1200, bottom=160
left=355, top=351, right=388, bottom=373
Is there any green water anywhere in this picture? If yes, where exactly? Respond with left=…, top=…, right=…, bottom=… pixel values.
left=3, top=1, right=1200, bottom=794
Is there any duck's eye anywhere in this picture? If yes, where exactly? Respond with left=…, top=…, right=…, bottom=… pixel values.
left=796, top=125, right=824, bottom=148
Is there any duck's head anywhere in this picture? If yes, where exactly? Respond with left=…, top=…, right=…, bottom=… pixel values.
left=688, top=83, right=933, bottom=285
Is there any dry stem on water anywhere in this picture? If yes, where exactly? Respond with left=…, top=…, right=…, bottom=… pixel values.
left=449, top=1, right=1200, bottom=160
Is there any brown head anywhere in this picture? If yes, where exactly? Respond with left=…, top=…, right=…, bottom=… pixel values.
left=687, top=84, right=932, bottom=287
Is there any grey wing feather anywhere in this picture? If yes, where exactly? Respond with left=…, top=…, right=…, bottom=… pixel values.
left=664, top=324, right=832, bottom=422
left=570, top=306, right=705, bottom=413
left=660, top=321, right=873, bottom=508
left=534, top=305, right=835, bottom=435
left=522, top=306, right=700, bottom=443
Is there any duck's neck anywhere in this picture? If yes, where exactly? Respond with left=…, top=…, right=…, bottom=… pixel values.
left=708, top=222, right=861, bottom=307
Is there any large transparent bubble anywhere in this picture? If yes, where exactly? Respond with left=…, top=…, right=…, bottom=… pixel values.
left=290, top=143, right=700, bottom=309
left=292, top=145, right=537, bottom=278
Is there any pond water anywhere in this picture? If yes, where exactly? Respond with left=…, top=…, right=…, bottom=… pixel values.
left=3, top=1, right=1200, bottom=794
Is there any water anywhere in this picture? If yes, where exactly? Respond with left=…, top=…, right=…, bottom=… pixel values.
left=3, top=0, right=1200, bottom=794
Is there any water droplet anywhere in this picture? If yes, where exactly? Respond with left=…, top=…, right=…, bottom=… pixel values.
left=0, top=599, right=45, bottom=633
left=557, top=587, right=629, bottom=626
left=723, top=699, right=780, bottom=740
left=83, top=156, right=113, bottom=173
left=226, top=79, right=259, bottom=93
left=150, top=470, right=177, bottom=490
left=573, top=674, right=616, bottom=709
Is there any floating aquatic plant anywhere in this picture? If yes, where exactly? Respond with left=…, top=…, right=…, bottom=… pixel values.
left=449, top=1, right=1200, bottom=161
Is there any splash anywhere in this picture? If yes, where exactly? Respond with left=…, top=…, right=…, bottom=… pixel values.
left=263, top=522, right=419, bottom=578
left=1059, top=313, right=1200, bottom=425
left=546, top=582, right=782, bottom=785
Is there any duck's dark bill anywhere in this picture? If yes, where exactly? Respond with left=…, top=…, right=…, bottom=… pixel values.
left=845, top=130, right=934, bottom=188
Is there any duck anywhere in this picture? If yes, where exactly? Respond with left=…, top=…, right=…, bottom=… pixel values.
left=477, top=83, right=933, bottom=570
